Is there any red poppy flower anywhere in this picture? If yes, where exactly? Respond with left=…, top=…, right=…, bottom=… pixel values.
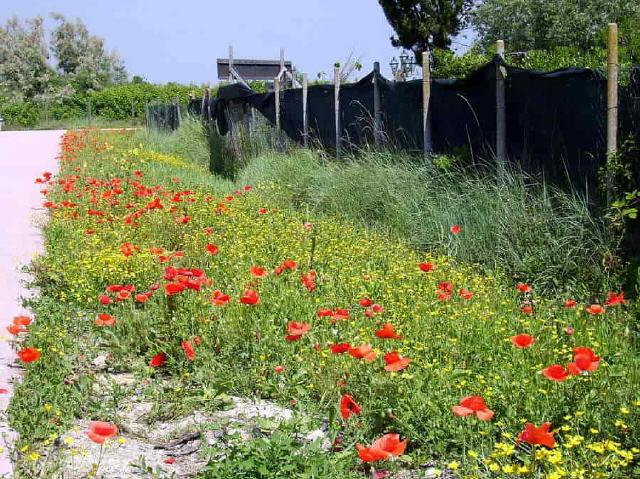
left=348, top=344, right=377, bottom=362
left=193, top=336, right=202, bottom=346
left=542, top=364, right=568, bottom=382
left=165, top=283, right=186, bottom=296
left=164, top=457, right=176, bottom=464
left=330, top=343, right=351, bottom=354
left=564, top=299, right=577, bottom=308
left=371, top=304, right=383, bottom=313
left=274, top=365, right=285, bottom=374
left=450, top=224, right=462, bottom=235
left=243, top=185, right=252, bottom=192
left=356, top=433, right=407, bottom=462
left=301, top=270, right=317, bottom=292
left=285, top=321, right=310, bottom=341
left=95, top=313, right=116, bottom=327
left=120, top=242, right=138, bottom=257
left=568, top=347, right=600, bottom=374
left=149, top=353, right=167, bottom=368
left=250, top=266, right=268, bottom=278
left=518, top=422, right=555, bottom=448
left=375, top=323, right=401, bottom=340
left=521, top=304, right=533, bottom=315
left=604, top=291, right=625, bottom=306
left=317, top=308, right=334, bottom=318
left=282, top=259, right=297, bottom=270
left=6, top=324, right=25, bottom=335
left=135, top=293, right=150, bottom=303
left=176, top=216, right=191, bottom=224
left=511, top=334, right=535, bottom=349
left=211, top=290, right=230, bottom=306
left=99, top=294, right=112, bottom=305
left=359, top=297, right=373, bottom=308
left=182, top=341, right=195, bottom=361
left=87, top=421, right=118, bottom=444
left=383, top=351, right=411, bottom=372
left=451, top=395, right=494, bottom=421
left=17, top=347, right=40, bottom=363
left=239, top=289, right=260, bottom=305
left=516, top=283, right=531, bottom=293
left=565, top=326, right=575, bottom=335
left=13, top=316, right=32, bottom=326
left=274, top=266, right=285, bottom=276
left=458, top=288, right=473, bottom=300
left=206, top=243, right=219, bottom=255
left=332, top=308, right=350, bottom=321
left=340, top=394, right=362, bottom=419
left=258, top=207, right=268, bottom=214
left=586, top=304, right=605, bottom=315
left=418, top=262, right=435, bottom=272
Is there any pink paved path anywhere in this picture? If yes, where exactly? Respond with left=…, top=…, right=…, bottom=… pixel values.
left=0, top=130, right=63, bottom=476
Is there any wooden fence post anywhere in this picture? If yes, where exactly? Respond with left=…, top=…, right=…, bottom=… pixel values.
left=422, top=51, right=432, bottom=160
left=302, top=73, right=308, bottom=147
left=495, top=40, right=507, bottom=175
left=373, top=62, right=382, bottom=147
left=606, top=22, right=619, bottom=205
left=274, top=76, right=281, bottom=148
left=205, top=88, right=212, bottom=122
left=174, top=96, right=181, bottom=129
left=334, top=65, right=341, bottom=159
left=228, top=46, right=234, bottom=83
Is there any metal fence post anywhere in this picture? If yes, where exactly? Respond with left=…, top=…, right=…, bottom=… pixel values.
left=373, top=62, right=382, bottom=148
left=495, top=40, right=507, bottom=176
left=422, top=51, right=432, bottom=159
left=334, top=65, right=341, bottom=159
left=302, top=73, right=308, bottom=147
left=606, top=23, right=619, bottom=205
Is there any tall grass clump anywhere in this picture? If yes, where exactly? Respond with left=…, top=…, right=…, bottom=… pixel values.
left=138, top=115, right=211, bottom=169
left=238, top=150, right=614, bottom=294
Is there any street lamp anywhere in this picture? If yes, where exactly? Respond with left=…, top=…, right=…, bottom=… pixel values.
left=389, top=57, right=399, bottom=78
left=389, top=51, right=416, bottom=81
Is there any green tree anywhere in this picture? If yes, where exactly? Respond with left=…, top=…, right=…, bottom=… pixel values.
left=49, top=13, right=127, bottom=92
left=0, top=16, right=53, bottom=98
left=472, top=0, right=640, bottom=56
left=377, top=0, right=473, bottom=59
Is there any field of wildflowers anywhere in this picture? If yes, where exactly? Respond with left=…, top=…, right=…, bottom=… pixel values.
left=9, top=129, right=640, bottom=478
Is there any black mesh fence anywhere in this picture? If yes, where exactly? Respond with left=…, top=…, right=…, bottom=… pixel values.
left=145, top=102, right=181, bottom=131
left=186, top=57, right=640, bottom=194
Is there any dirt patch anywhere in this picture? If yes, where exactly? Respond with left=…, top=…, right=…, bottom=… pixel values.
left=48, top=392, right=325, bottom=478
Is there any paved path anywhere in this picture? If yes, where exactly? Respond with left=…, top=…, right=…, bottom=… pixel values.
left=0, top=130, right=63, bottom=476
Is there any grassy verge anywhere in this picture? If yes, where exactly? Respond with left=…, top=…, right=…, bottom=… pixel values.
left=235, top=149, right=615, bottom=296
left=10, top=129, right=639, bottom=478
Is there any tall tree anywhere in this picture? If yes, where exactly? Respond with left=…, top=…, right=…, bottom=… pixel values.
left=378, top=0, right=473, bottom=59
left=49, top=13, right=127, bottom=91
left=0, top=16, right=53, bottom=98
left=472, top=0, right=640, bottom=53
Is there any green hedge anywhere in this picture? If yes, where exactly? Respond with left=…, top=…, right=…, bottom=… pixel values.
left=1, top=82, right=215, bottom=127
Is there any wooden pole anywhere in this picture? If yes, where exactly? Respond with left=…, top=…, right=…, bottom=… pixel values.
left=201, top=89, right=206, bottom=121
left=495, top=40, right=507, bottom=175
left=422, top=51, right=432, bottom=159
left=606, top=22, right=619, bottom=205
left=174, top=96, right=181, bottom=129
left=334, top=65, right=341, bottom=159
left=373, top=62, right=382, bottom=147
left=274, top=76, right=281, bottom=147
left=302, top=73, right=308, bottom=147
left=205, top=88, right=212, bottom=122
left=228, top=46, right=234, bottom=83
left=280, top=47, right=285, bottom=86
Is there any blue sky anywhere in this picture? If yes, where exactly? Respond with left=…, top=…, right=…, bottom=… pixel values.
left=1, top=0, right=477, bottom=85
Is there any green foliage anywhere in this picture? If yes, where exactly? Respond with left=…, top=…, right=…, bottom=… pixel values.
left=472, top=0, right=640, bottom=58
left=377, top=0, right=473, bottom=58
left=238, top=149, right=615, bottom=294
left=0, top=97, right=41, bottom=127
left=432, top=47, right=491, bottom=78
left=202, top=432, right=356, bottom=479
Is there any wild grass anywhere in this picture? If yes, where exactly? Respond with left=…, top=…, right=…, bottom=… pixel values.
left=237, top=148, right=614, bottom=295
